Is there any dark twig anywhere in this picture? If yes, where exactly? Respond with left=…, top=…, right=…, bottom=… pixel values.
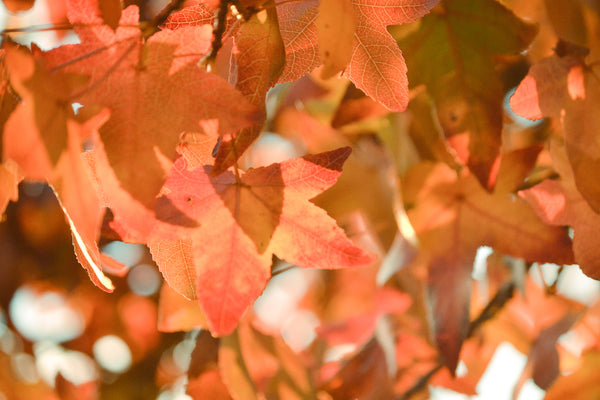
left=201, top=0, right=232, bottom=71
left=397, top=281, right=516, bottom=400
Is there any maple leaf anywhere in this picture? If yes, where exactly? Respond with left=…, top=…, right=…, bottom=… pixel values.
left=510, top=48, right=600, bottom=213
left=403, top=161, right=573, bottom=371
left=2, top=42, right=121, bottom=291
left=520, top=142, right=600, bottom=280
left=277, top=0, right=439, bottom=111
left=149, top=147, right=375, bottom=335
left=42, top=0, right=261, bottom=241
left=398, top=0, right=537, bottom=187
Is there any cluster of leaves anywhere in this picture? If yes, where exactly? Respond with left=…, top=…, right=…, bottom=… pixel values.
left=2, top=0, right=600, bottom=399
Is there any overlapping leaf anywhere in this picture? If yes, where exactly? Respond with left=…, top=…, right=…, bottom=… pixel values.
left=150, top=147, right=375, bottom=335
left=403, top=161, right=574, bottom=371
left=520, top=143, right=600, bottom=279
left=212, top=4, right=286, bottom=175
left=2, top=42, right=121, bottom=291
left=398, top=0, right=537, bottom=186
left=510, top=48, right=600, bottom=213
left=42, top=0, right=261, bottom=241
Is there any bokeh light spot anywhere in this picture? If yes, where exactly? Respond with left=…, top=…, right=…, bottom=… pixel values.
left=127, top=264, right=161, bottom=296
left=93, top=335, right=132, bottom=373
left=9, top=287, right=84, bottom=343
left=101, top=241, right=144, bottom=267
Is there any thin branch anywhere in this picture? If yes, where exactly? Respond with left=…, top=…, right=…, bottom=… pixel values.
left=396, top=364, right=443, bottom=400
left=397, top=281, right=516, bottom=400
left=200, top=0, right=232, bottom=71
left=1, top=23, right=74, bottom=35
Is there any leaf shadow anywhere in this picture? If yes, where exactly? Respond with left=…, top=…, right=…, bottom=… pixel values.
left=212, top=164, right=284, bottom=254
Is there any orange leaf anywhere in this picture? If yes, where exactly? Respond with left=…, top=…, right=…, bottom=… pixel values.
left=520, top=142, right=600, bottom=280
left=404, top=162, right=574, bottom=371
left=509, top=48, right=600, bottom=213
left=42, top=1, right=261, bottom=241
left=150, top=147, right=375, bottom=335
left=3, top=42, right=121, bottom=292
left=544, top=351, right=600, bottom=400
left=0, top=160, right=21, bottom=215
left=1, top=0, right=34, bottom=12
left=277, top=0, right=438, bottom=111
left=276, top=0, right=321, bottom=83
left=317, top=0, right=355, bottom=79
left=157, top=279, right=208, bottom=333
left=212, top=4, right=285, bottom=175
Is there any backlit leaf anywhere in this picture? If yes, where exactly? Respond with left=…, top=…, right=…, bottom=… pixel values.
left=43, top=1, right=261, bottom=241
left=404, top=161, right=573, bottom=370
left=399, top=0, right=537, bottom=186
left=150, top=147, right=375, bottom=335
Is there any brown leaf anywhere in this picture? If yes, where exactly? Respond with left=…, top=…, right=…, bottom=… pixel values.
left=399, top=0, right=537, bottom=186
left=404, top=161, right=574, bottom=371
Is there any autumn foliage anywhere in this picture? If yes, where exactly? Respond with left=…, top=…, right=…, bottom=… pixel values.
left=1, top=0, right=600, bottom=399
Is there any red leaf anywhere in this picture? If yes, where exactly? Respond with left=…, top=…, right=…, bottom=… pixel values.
left=150, top=147, right=375, bottom=335
left=42, top=1, right=261, bottom=241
